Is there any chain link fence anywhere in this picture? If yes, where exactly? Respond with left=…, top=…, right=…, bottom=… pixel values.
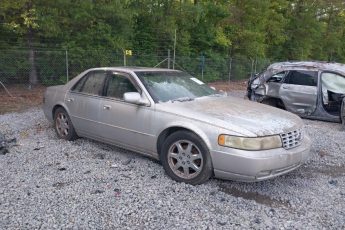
left=0, top=48, right=271, bottom=87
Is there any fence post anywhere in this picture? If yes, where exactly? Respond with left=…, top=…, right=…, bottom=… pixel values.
left=173, top=29, right=176, bottom=69
left=65, top=50, right=69, bottom=83
left=168, top=49, right=170, bottom=69
left=228, top=57, right=232, bottom=84
left=200, top=54, right=205, bottom=80
left=250, top=58, right=254, bottom=78
left=123, top=50, right=126, bottom=66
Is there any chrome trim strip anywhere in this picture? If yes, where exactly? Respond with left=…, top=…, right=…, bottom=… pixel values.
left=71, top=115, right=156, bottom=137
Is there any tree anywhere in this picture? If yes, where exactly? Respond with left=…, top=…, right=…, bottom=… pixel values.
left=312, top=0, right=345, bottom=61
left=0, top=0, right=40, bottom=85
left=280, top=0, right=323, bottom=60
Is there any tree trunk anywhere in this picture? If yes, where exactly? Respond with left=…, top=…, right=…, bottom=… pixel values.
left=29, top=49, right=37, bottom=85
left=28, top=28, right=38, bottom=86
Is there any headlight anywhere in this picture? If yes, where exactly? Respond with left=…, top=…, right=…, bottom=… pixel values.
left=218, top=134, right=282, bottom=151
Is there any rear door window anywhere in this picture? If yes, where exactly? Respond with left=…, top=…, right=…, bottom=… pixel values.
left=283, top=70, right=317, bottom=86
left=71, top=71, right=107, bottom=95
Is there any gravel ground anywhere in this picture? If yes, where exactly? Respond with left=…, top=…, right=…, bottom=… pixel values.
left=0, top=92, right=344, bottom=229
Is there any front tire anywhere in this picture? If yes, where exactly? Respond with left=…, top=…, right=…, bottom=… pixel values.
left=161, top=131, right=213, bottom=185
left=54, top=107, right=78, bottom=141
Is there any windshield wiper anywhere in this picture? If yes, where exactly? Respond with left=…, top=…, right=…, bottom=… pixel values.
left=171, top=97, right=194, bottom=103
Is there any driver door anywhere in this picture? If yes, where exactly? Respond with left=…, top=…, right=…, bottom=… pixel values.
left=97, top=71, right=156, bottom=153
left=266, top=72, right=286, bottom=97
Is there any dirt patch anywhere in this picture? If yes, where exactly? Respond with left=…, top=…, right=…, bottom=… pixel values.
left=209, top=80, right=247, bottom=91
left=305, top=165, right=345, bottom=178
left=219, top=184, right=291, bottom=209
left=0, top=84, right=46, bottom=114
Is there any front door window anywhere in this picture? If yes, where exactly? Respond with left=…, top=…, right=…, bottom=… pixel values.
left=105, top=73, right=139, bottom=100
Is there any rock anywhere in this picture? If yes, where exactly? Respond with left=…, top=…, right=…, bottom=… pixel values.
left=122, top=158, right=132, bottom=165
left=329, top=179, right=338, bottom=186
left=95, top=153, right=105, bottom=159
left=33, top=146, right=44, bottom=151
left=92, top=190, right=105, bottom=194
left=209, top=191, right=216, bottom=196
left=254, top=218, right=261, bottom=224
left=217, top=221, right=227, bottom=226
left=0, top=132, right=16, bottom=155
left=269, top=208, right=276, bottom=216
left=52, top=182, right=66, bottom=189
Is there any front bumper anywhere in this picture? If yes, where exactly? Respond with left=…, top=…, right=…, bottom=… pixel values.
left=211, top=135, right=311, bottom=182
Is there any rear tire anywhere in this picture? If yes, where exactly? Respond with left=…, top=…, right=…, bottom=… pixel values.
left=54, top=107, right=78, bottom=141
left=160, top=131, right=213, bottom=185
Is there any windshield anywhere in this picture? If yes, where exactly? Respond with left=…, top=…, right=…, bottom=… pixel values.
left=135, top=71, right=217, bottom=102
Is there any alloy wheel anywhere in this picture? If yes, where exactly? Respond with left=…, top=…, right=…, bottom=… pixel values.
left=167, top=140, right=203, bottom=179
left=55, top=112, right=69, bottom=138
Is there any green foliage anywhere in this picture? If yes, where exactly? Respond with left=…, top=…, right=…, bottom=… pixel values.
left=0, top=50, right=30, bottom=83
left=1, top=0, right=345, bottom=84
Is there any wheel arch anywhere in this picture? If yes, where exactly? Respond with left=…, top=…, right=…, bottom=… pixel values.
left=156, top=125, right=212, bottom=158
left=261, top=97, right=286, bottom=110
left=52, top=104, right=66, bottom=119
left=52, top=104, right=69, bottom=119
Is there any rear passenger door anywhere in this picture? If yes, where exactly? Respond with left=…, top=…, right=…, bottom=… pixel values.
left=279, top=70, right=318, bottom=115
left=65, top=70, right=106, bottom=138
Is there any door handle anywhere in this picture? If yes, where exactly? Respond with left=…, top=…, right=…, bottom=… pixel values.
left=67, top=98, right=74, bottom=102
left=103, top=105, right=111, bottom=110
left=282, top=86, right=290, bottom=89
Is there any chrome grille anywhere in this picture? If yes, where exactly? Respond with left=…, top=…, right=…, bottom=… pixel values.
left=280, top=129, right=303, bottom=150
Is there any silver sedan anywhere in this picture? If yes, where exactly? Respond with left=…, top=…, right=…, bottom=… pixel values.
left=43, top=67, right=311, bottom=184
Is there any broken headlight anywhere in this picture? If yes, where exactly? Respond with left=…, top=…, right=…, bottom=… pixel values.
left=218, top=134, right=282, bottom=151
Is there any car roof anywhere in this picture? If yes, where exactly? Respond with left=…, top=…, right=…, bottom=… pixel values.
left=86, top=66, right=182, bottom=73
left=267, top=61, right=345, bottom=74
left=64, top=67, right=184, bottom=90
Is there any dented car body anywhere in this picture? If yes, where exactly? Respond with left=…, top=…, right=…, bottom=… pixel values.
left=43, top=67, right=310, bottom=184
left=247, top=61, right=345, bottom=125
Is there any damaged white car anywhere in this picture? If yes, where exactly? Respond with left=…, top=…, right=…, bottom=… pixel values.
left=247, top=61, right=345, bottom=125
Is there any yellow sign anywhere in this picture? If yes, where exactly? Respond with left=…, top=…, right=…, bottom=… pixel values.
left=125, top=50, right=132, bottom=56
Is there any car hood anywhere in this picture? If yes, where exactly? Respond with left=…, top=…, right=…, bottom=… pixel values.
left=156, top=96, right=303, bottom=137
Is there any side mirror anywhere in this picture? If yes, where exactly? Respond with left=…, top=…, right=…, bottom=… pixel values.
left=123, top=92, right=149, bottom=105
